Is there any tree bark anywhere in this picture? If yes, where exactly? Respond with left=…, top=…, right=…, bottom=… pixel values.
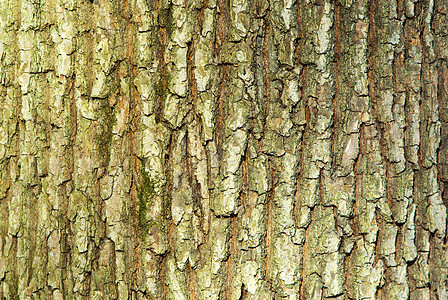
left=0, top=0, right=447, bottom=299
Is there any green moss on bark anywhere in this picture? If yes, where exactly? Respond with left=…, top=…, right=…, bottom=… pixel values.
left=137, top=161, right=168, bottom=238
left=95, top=100, right=116, bottom=167
left=159, top=7, right=174, bottom=37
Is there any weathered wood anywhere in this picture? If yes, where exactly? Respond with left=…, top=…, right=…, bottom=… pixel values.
left=0, top=0, right=447, bottom=299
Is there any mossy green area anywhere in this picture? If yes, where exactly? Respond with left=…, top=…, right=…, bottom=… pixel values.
left=95, top=99, right=116, bottom=167
left=137, top=162, right=160, bottom=238
left=159, top=6, right=174, bottom=37
left=10, top=276, right=19, bottom=300
left=154, top=76, right=167, bottom=100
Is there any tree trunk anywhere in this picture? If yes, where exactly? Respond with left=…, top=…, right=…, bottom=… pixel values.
left=0, top=0, right=447, bottom=299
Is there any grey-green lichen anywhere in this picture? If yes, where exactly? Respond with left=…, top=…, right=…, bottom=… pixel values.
left=137, top=161, right=164, bottom=237
left=94, top=99, right=117, bottom=167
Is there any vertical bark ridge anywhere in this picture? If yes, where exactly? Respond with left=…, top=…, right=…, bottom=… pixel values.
left=261, top=0, right=304, bottom=299
left=45, top=0, right=76, bottom=297
left=332, top=1, right=370, bottom=298
left=0, top=0, right=19, bottom=294
left=15, top=0, right=52, bottom=297
left=408, top=1, right=445, bottom=299
left=434, top=0, right=448, bottom=297
left=419, top=1, right=447, bottom=299
left=0, top=0, right=21, bottom=296
left=297, top=0, right=336, bottom=298
left=368, top=0, right=411, bottom=298
left=339, top=0, right=384, bottom=298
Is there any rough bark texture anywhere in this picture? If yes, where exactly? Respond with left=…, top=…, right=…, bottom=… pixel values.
left=0, top=0, right=447, bottom=299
